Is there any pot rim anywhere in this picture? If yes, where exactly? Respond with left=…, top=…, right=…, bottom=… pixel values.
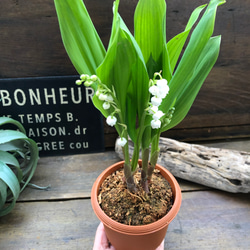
left=91, top=160, right=182, bottom=235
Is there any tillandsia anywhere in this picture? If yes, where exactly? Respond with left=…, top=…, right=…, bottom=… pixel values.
left=0, top=117, right=40, bottom=216
left=54, top=0, right=225, bottom=192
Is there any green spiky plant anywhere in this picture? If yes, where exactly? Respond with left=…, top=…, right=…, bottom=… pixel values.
left=54, top=0, right=225, bottom=192
left=0, top=117, right=39, bottom=216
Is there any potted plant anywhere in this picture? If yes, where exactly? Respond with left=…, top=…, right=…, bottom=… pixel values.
left=54, top=0, right=225, bottom=249
left=0, top=117, right=40, bottom=216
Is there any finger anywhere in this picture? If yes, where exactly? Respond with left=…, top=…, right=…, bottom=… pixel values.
left=155, top=239, right=165, bottom=250
left=93, top=222, right=110, bottom=250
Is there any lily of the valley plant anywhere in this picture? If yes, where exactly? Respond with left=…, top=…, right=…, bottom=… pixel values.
left=54, top=0, right=225, bottom=192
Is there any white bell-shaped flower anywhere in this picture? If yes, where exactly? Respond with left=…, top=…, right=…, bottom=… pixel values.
left=156, top=79, right=169, bottom=98
left=106, top=116, right=117, bottom=127
left=149, top=85, right=159, bottom=96
left=153, top=110, right=165, bottom=120
left=103, top=102, right=110, bottom=110
left=105, top=94, right=113, bottom=102
left=151, top=96, right=162, bottom=106
left=151, top=119, right=161, bottom=129
left=156, top=78, right=168, bottom=88
left=117, top=137, right=127, bottom=147
left=148, top=105, right=158, bottom=115
left=99, top=93, right=108, bottom=101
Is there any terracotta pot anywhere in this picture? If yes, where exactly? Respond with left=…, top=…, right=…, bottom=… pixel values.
left=91, top=160, right=182, bottom=250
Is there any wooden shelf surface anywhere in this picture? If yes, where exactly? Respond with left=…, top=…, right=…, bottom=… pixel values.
left=0, top=141, right=249, bottom=249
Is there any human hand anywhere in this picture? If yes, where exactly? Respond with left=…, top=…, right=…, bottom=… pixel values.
left=93, top=222, right=164, bottom=250
left=155, top=239, right=164, bottom=250
left=93, top=222, right=116, bottom=250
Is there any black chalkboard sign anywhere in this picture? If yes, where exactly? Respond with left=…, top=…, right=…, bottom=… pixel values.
left=0, top=76, right=104, bottom=156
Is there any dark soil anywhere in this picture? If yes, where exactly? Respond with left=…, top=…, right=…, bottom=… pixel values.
left=98, top=166, right=173, bottom=226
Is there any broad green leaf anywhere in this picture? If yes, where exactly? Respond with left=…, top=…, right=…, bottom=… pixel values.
left=94, top=29, right=133, bottom=136
left=162, top=36, right=221, bottom=132
left=167, top=4, right=207, bottom=72
left=0, top=150, right=22, bottom=183
left=0, top=150, right=21, bottom=167
left=134, top=0, right=169, bottom=79
left=94, top=3, right=149, bottom=142
left=54, top=0, right=106, bottom=75
left=97, top=30, right=132, bottom=115
left=0, top=161, right=20, bottom=216
left=0, top=130, right=28, bottom=144
left=112, top=1, right=149, bottom=129
left=108, top=0, right=120, bottom=49
left=162, top=42, right=172, bottom=82
left=96, top=30, right=147, bottom=140
left=127, top=54, right=149, bottom=141
left=0, top=140, right=26, bottom=153
left=0, top=118, right=39, bottom=216
left=160, top=0, right=225, bottom=115
left=0, top=117, right=26, bottom=134
left=0, top=130, right=39, bottom=192
left=0, top=179, right=7, bottom=210
left=113, top=1, right=147, bottom=69
left=91, top=1, right=123, bottom=123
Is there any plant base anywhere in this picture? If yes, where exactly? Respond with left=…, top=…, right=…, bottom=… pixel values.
left=98, top=167, right=173, bottom=226
left=91, top=160, right=182, bottom=250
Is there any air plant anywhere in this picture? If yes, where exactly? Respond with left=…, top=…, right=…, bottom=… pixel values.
left=0, top=117, right=39, bottom=216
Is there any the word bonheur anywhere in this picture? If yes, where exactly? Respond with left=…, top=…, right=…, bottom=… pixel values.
left=0, top=87, right=94, bottom=106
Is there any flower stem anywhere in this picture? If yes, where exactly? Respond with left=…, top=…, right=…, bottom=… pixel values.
left=122, top=131, right=137, bottom=192
left=148, top=131, right=160, bottom=181
left=141, top=148, right=149, bottom=193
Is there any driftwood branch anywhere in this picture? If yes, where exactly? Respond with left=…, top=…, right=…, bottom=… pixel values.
left=115, top=137, right=250, bottom=193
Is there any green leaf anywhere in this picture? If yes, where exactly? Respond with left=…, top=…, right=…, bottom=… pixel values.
left=134, top=0, right=170, bottom=79
left=113, top=1, right=146, bottom=68
left=0, top=144, right=21, bottom=158
left=54, top=0, right=106, bottom=75
left=0, top=118, right=39, bottom=216
left=94, top=2, right=149, bottom=142
left=113, top=1, right=149, bottom=127
left=127, top=55, right=149, bottom=141
left=0, top=130, right=39, bottom=192
left=97, top=29, right=133, bottom=117
left=0, top=179, right=7, bottom=210
left=0, top=150, right=22, bottom=183
left=0, top=140, right=26, bottom=153
left=167, top=4, right=207, bottom=72
left=162, top=42, right=172, bottom=82
left=162, top=36, right=221, bottom=132
left=160, top=0, right=225, bottom=115
left=18, top=138, right=39, bottom=192
left=0, top=161, right=20, bottom=216
left=0, top=130, right=28, bottom=145
left=0, top=117, right=26, bottom=134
